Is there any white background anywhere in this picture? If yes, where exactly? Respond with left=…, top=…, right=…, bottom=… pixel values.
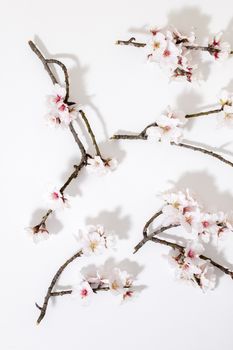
left=1, top=0, right=233, bottom=349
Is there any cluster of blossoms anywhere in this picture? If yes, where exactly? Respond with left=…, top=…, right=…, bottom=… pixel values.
left=146, top=107, right=186, bottom=144
left=87, top=156, right=118, bottom=175
left=46, top=84, right=78, bottom=127
left=146, top=27, right=231, bottom=81
left=78, top=225, right=117, bottom=255
left=168, top=241, right=216, bottom=292
left=161, top=189, right=233, bottom=291
left=73, top=267, right=134, bottom=303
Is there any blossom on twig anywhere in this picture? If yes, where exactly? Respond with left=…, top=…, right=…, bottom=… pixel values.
left=78, top=224, right=117, bottom=256
left=72, top=266, right=134, bottom=303
left=46, top=83, right=78, bottom=127
left=146, top=107, right=186, bottom=144
left=87, top=156, right=118, bottom=175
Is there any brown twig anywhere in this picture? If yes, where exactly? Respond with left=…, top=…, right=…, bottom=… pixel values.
left=79, top=109, right=102, bottom=157
left=115, top=37, right=233, bottom=55
left=36, top=250, right=83, bottom=324
left=143, top=210, right=163, bottom=237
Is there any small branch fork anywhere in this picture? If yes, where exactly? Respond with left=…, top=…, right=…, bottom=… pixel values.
left=35, top=246, right=130, bottom=324
left=115, top=37, right=233, bottom=55
left=134, top=210, right=233, bottom=280
left=36, top=250, right=82, bottom=324
left=28, top=41, right=106, bottom=230
left=110, top=106, right=233, bottom=169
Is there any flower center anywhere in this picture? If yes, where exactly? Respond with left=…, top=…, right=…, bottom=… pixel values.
left=52, top=192, right=59, bottom=200
left=163, top=49, right=171, bottom=57
left=80, top=288, right=88, bottom=298
left=202, top=221, right=210, bottom=228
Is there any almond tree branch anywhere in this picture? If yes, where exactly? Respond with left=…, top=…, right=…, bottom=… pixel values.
left=36, top=249, right=83, bottom=324
left=134, top=223, right=233, bottom=279
left=115, top=37, right=233, bottom=55
left=111, top=115, right=233, bottom=168
left=151, top=236, right=233, bottom=278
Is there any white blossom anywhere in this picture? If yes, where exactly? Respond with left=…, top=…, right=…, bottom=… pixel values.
left=87, top=156, right=118, bottom=175
left=146, top=107, right=185, bottom=144
left=72, top=267, right=134, bottom=303
left=167, top=241, right=217, bottom=292
left=44, top=186, right=70, bottom=210
left=199, top=263, right=216, bottom=292
left=78, top=225, right=116, bottom=256
left=46, top=84, right=78, bottom=127
left=108, top=268, right=134, bottom=300
left=72, top=280, right=94, bottom=303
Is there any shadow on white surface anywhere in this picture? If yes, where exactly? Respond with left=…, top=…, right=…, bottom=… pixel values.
left=85, top=207, right=131, bottom=240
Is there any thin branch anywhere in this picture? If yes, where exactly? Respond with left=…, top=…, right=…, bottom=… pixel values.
left=185, top=107, right=223, bottom=119
left=173, top=142, right=233, bottom=168
left=46, top=58, right=70, bottom=102
left=59, top=159, right=87, bottom=194
left=116, top=37, right=146, bottom=48
left=69, top=122, right=87, bottom=158
left=134, top=224, right=177, bottom=253
left=36, top=250, right=83, bottom=324
left=143, top=210, right=163, bottom=237
left=50, top=286, right=111, bottom=297
left=28, top=41, right=58, bottom=85
left=79, top=109, right=102, bottom=157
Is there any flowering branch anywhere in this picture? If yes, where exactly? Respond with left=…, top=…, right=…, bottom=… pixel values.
left=115, top=28, right=233, bottom=82
left=116, top=37, right=233, bottom=54
left=134, top=190, right=233, bottom=291
left=134, top=222, right=233, bottom=279
left=35, top=225, right=134, bottom=324
left=111, top=104, right=233, bottom=169
left=28, top=41, right=117, bottom=238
